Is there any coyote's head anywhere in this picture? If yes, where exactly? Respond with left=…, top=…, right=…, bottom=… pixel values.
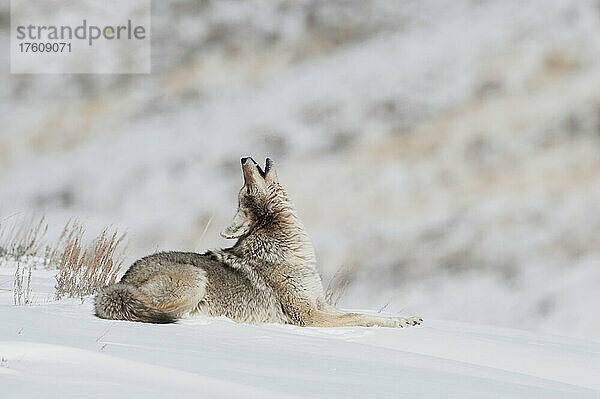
left=221, top=157, right=295, bottom=240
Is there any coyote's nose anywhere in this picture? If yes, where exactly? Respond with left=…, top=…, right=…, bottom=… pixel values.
left=241, top=157, right=256, bottom=165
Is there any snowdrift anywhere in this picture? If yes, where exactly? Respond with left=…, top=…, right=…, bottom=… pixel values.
left=1, top=266, right=598, bottom=398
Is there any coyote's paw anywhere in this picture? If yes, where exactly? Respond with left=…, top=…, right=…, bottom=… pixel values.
left=392, top=316, right=423, bottom=328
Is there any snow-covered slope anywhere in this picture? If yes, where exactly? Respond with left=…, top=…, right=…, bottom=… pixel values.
left=2, top=0, right=600, bottom=340
left=1, top=264, right=599, bottom=398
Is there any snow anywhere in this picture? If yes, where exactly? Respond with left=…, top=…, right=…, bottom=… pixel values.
left=1, top=264, right=599, bottom=398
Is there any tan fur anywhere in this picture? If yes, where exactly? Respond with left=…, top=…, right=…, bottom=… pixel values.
left=95, top=157, right=422, bottom=328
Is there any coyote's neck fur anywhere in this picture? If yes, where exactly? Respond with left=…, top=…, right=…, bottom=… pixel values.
left=234, top=191, right=316, bottom=267
left=219, top=180, right=325, bottom=314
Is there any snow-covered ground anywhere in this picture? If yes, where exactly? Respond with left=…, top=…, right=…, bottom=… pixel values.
left=1, top=264, right=599, bottom=399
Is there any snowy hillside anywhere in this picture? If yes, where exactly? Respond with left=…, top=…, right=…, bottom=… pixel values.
left=1, top=264, right=599, bottom=399
left=1, top=0, right=600, bottom=340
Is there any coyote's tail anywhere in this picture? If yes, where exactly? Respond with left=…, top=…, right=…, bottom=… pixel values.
left=94, top=283, right=175, bottom=324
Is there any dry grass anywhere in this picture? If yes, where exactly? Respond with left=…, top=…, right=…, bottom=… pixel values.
left=13, top=261, right=32, bottom=305
left=1, top=215, right=128, bottom=302
left=55, top=221, right=127, bottom=299
left=0, top=216, right=49, bottom=263
left=325, top=264, right=355, bottom=307
left=195, top=212, right=214, bottom=251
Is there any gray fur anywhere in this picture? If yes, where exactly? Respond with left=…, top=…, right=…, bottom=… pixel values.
left=94, top=283, right=175, bottom=324
left=95, top=157, right=422, bottom=328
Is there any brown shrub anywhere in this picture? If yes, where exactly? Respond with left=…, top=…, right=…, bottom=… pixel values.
left=1, top=215, right=127, bottom=302
left=54, top=221, right=127, bottom=299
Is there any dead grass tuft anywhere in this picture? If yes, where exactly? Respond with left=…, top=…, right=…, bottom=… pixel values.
left=13, top=261, right=32, bottom=305
left=55, top=221, right=127, bottom=299
left=1, top=215, right=128, bottom=303
left=325, top=264, right=355, bottom=307
left=0, top=216, right=49, bottom=263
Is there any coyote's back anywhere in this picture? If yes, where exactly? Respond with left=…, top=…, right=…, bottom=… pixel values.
left=96, top=249, right=288, bottom=324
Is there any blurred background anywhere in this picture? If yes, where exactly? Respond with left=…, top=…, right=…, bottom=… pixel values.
left=1, top=0, right=599, bottom=339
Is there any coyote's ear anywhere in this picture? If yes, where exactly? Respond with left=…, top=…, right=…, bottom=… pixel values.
left=241, top=157, right=266, bottom=189
left=264, top=158, right=278, bottom=183
left=220, top=210, right=251, bottom=239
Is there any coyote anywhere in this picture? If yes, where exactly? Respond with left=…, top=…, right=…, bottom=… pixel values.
left=95, top=157, right=422, bottom=328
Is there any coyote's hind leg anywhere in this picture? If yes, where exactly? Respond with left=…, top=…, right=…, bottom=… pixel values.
left=307, top=310, right=422, bottom=328
left=138, top=265, right=207, bottom=319
left=404, top=316, right=423, bottom=326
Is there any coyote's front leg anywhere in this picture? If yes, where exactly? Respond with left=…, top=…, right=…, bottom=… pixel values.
left=306, top=309, right=422, bottom=328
